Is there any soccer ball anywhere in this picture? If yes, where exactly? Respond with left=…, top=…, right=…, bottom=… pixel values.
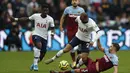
left=59, top=60, right=69, bottom=70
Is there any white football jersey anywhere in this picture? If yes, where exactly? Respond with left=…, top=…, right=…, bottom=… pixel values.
left=75, top=16, right=100, bottom=42
left=29, top=13, right=55, bottom=40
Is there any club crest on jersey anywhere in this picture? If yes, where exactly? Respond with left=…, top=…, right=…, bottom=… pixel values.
left=36, top=23, right=46, bottom=28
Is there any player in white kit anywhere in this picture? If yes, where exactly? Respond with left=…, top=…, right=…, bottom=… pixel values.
left=10, top=4, right=55, bottom=71
left=45, top=13, right=101, bottom=67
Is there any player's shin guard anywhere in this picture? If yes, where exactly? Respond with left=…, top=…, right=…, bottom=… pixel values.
left=33, top=47, right=40, bottom=65
left=52, top=50, right=64, bottom=60
left=70, top=52, right=76, bottom=62
left=76, top=55, right=80, bottom=65
left=70, top=46, right=78, bottom=62
left=76, top=58, right=84, bottom=68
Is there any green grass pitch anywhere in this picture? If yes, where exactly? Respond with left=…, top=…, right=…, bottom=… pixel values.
left=0, top=51, right=130, bottom=73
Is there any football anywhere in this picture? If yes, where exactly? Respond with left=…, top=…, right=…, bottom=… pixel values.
left=59, top=60, right=69, bottom=70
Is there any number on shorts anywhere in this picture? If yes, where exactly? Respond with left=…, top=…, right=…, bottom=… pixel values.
left=86, top=43, right=90, bottom=48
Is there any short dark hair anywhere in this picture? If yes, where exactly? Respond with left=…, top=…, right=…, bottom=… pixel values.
left=41, top=3, right=49, bottom=9
left=80, top=13, right=88, bottom=18
left=112, top=43, right=120, bottom=51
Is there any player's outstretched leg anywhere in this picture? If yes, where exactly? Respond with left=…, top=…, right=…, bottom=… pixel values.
left=76, top=58, right=84, bottom=68
left=30, top=35, right=45, bottom=71
left=50, top=69, right=80, bottom=73
left=70, top=54, right=81, bottom=69
left=50, top=70, right=59, bottom=73
left=76, top=53, right=89, bottom=68
left=38, top=49, right=47, bottom=63
left=44, top=50, right=63, bottom=64
left=45, top=44, right=72, bottom=64
left=30, top=47, right=40, bottom=71
left=70, top=45, right=80, bottom=68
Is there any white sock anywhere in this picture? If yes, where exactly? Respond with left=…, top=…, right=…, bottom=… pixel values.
left=33, top=47, right=40, bottom=66
left=52, top=50, right=63, bottom=60
left=76, top=58, right=83, bottom=68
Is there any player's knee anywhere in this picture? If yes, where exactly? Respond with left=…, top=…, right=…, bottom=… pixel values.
left=63, top=44, right=72, bottom=53
left=35, top=42, right=42, bottom=49
left=63, top=49, right=69, bottom=53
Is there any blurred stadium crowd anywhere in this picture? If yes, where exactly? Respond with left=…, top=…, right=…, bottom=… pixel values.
left=0, top=0, right=130, bottom=30
left=0, top=0, right=130, bottom=51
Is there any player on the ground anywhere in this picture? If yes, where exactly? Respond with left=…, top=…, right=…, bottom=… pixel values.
left=45, top=13, right=100, bottom=67
left=50, top=39, right=120, bottom=73
left=59, top=0, right=85, bottom=66
left=10, top=4, right=55, bottom=71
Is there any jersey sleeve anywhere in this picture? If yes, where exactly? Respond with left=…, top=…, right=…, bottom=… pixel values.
left=112, top=56, right=118, bottom=66
left=104, top=48, right=109, bottom=54
left=63, top=7, right=69, bottom=15
left=75, top=16, right=79, bottom=22
left=92, top=21, right=100, bottom=32
left=49, top=17, right=55, bottom=27
left=105, top=48, right=119, bottom=66
left=29, top=14, right=36, bottom=20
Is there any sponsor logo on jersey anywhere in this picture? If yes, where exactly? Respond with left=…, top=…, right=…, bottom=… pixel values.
left=79, top=27, right=88, bottom=32
left=69, top=14, right=79, bottom=18
left=36, top=23, right=46, bottom=28
left=81, top=69, right=88, bottom=72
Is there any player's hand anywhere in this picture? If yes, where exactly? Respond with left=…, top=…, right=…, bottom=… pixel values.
left=51, top=35, right=54, bottom=39
left=8, top=15, right=15, bottom=21
left=59, top=26, right=64, bottom=31
left=10, top=17, right=18, bottom=22
left=51, top=32, right=54, bottom=39
left=8, top=15, right=19, bottom=22
left=90, top=42, right=94, bottom=46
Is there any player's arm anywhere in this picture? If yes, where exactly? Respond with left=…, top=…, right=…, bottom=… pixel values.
left=50, top=18, right=55, bottom=37
left=113, top=58, right=118, bottom=73
left=50, top=27, right=55, bottom=36
left=10, top=14, right=36, bottom=22
left=97, top=39, right=105, bottom=52
left=91, top=31, right=100, bottom=43
left=59, top=7, right=68, bottom=31
left=60, top=13, right=66, bottom=31
left=90, top=23, right=101, bottom=45
left=10, top=16, right=30, bottom=22
left=14, top=17, right=30, bottom=22
left=113, top=66, right=118, bottom=73
left=75, top=16, right=79, bottom=24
